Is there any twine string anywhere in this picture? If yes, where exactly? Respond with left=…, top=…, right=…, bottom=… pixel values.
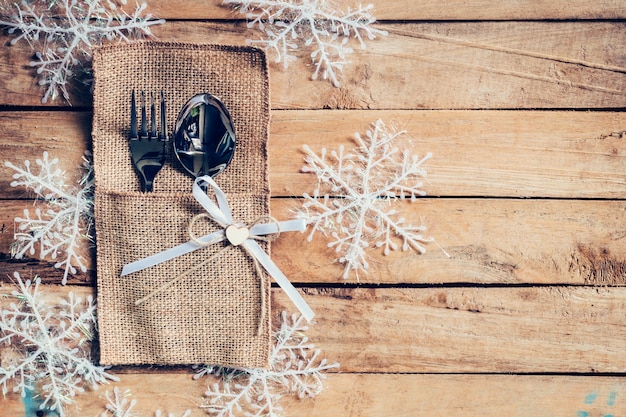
left=135, top=213, right=281, bottom=336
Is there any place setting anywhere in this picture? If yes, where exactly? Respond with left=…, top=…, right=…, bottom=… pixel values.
left=91, top=42, right=311, bottom=369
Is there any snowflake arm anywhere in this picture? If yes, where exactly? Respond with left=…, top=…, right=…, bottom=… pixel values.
left=301, top=144, right=360, bottom=198
left=101, top=387, right=138, bottom=417
left=328, top=223, right=369, bottom=278
left=298, top=191, right=359, bottom=242
left=269, top=313, right=337, bottom=398
left=5, top=152, right=94, bottom=285
left=204, top=372, right=257, bottom=417
left=100, top=387, right=192, bottom=417
left=390, top=150, right=432, bottom=199
left=371, top=205, right=431, bottom=255
left=155, top=411, right=192, bottom=417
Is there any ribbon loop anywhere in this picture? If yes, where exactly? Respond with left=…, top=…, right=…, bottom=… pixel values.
left=121, top=175, right=314, bottom=322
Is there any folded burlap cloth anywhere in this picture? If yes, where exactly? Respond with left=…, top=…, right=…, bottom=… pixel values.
left=92, top=42, right=272, bottom=367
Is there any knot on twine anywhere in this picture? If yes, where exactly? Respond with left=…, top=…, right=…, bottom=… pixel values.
left=122, top=175, right=314, bottom=333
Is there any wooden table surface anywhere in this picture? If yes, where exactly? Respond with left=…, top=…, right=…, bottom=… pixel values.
left=1, top=1, right=625, bottom=416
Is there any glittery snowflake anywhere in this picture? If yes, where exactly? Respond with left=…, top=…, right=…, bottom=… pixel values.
left=100, top=387, right=191, bottom=417
left=199, top=311, right=339, bottom=417
left=5, top=151, right=94, bottom=285
left=0, top=0, right=164, bottom=102
left=297, top=119, right=433, bottom=279
left=0, top=272, right=118, bottom=417
left=224, top=0, right=387, bottom=87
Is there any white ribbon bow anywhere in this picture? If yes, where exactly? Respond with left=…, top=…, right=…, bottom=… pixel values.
left=121, top=175, right=314, bottom=322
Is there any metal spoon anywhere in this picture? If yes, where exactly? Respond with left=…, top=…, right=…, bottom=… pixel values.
left=173, top=93, right=236, bottom=179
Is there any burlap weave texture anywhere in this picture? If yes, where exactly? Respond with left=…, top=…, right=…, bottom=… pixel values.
left=92, top=42, right=271, bottom=367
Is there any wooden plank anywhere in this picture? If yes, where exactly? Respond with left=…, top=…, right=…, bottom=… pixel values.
left=0, top=111, right=91, bottom=198
left=140, top=0, right=626, bottom=20
left=0, top=21, right=624, bottom=109
left=365, top=0, right=626, bottom=20
left=2, top=110, right=625, bottom=199
left=281, top=374, right=626, bottom=417
left=23, top=0, right=626, bottom=22
left=2, top=284, right=626, bottom=373
left=252, top=20, right=625, bottom=110
left=4, top=373, right=626, bottom=417
left=269, top=110, right=626, bottom=199
left=2, top=198, right=625, bottom=285
left=271, top=198, right=626, bottom=285
left=282, top=286, right=626, bottom=374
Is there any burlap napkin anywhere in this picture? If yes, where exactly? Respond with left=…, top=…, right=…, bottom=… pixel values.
left=91, top=42, right=271, bottom=367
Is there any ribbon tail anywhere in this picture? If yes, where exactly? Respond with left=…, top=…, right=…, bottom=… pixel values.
left=121, top=231, right=225, bottom=276
left=244, top=240, right=314, bottom=322
left=250, top=218, right=306, bottom=236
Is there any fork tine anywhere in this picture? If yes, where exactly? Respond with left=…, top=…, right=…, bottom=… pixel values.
left=149, top=92, right=157, bottom=139
left=139, top=90, right=148, bottom=138
left=130, top=90, right=138, bottom=139
left=159, top=91, right=167, bottom=141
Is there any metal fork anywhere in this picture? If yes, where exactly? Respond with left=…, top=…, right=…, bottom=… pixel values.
left=129, top=90, right=168, bottom=192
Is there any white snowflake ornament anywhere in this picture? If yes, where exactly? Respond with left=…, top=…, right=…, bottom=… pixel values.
left=224, top=0, right=387, bottom=87
left=5, top=151, right=94, bottom=285
left=200, top=311, right=339, bottom=417
left=0, top=272, right=118, bottom=417
left=0, top=0, right=164, bottom=102
left=297, top=119, right=433, bottom=279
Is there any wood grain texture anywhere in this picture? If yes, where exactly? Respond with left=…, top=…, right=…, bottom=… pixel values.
left=269, top=110, right=626, bottom=198
left=0, top=111, right=92, bottom=198
left=0, top=4, right=625, bottom=415
left=275, top=287, right=626, bottom=373
left=2, top=284, right=626, bottom=374
left=271, top=199, right=626, bottom=285
left=2, top=110, right=624, bottom=199
left=3, top=198, right=625, bottom=285
left=0, top=21, right=624, bottom=109
left=4, top=373, right=626, bottom=417
left=2, top=111, right=624, bottom=284
left=140, top=0, right=626, bottom=20
left=283, top=374, right=626, bottom=417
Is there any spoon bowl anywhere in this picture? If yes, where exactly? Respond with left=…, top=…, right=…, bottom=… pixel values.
left=173, top=93, right=236, bottom=179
